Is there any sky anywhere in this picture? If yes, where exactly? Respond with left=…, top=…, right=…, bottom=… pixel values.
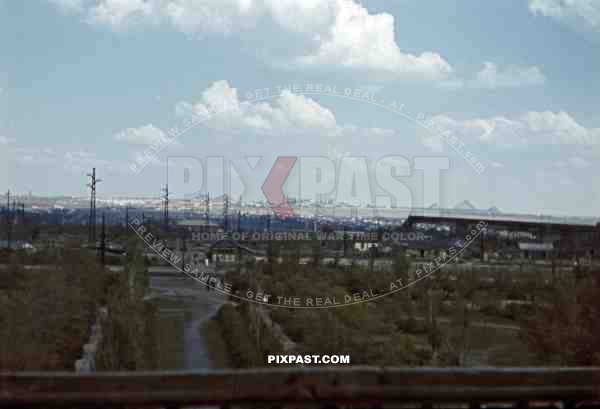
left=0, top=0, right=599, bottom=216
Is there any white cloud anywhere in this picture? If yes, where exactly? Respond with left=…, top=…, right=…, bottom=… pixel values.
left=62, top=149, right=125, bottom=174
left=174, top=80, right=397, bottom=157
left=48, top=0, right=85, bottom=12
left=131, top=150, right=164, bottom=167
left=435, top=78, right=465, bottom=90
left=15, top=146, right=62, bottom=167
left=434, top=111, right=600, bottom=147
left=13, top=145, right=128, bottom=175
left=420, top=133, right=444, bottom=153
left=289, top=0, right=453, bottom=82
left=553, top=156, right=590, bottom=169
left=114, top=123, right=163, bottom=144
left=558, top=177, right=574, bottom=186
left=529, top=0, right=600, bottom=32
left=64, top=149, right=110, bottom=166
left=470, top=62, right=546, bottom=89
left=114, top=123, right=181, bottom=146
left=48, top=0, right=454, bottom=82
left=179, top=80, right=338, bottom=132
left=567, top=156, right=591, bottom=168
left=88, top=0, right=156, bottom=29
left=521, top=111, right=599, bottom=144
left=553, top=159, right=567, bottom=168
left=15, top=147, right=54, bottom=165
left=65, top=149, right=95, bottom=159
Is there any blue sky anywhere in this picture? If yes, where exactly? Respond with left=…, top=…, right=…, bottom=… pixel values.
left=0, top=0, right=599, bottom=216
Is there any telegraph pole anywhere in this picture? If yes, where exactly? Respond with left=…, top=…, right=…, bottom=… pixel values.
left=266, top=207, right=271, bottom=232
left=87, top=168, right=102, bottom=243
left=125, top=205, right=129, bottom=235
left=205, top=192, right=210, bottom=226
left=6, top=190, right=11, bottom=249
left=180, top=229, right=187, bottom=272
left=12, top=200, right=16, bottom=231
left=99, top=211, right=106, bottom=266
left=161, top=184, right=169, bottom=230
left=223, top=194, right=229, bottom=233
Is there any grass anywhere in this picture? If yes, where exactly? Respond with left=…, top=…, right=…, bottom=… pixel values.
left=0, top=251, right=103, bottom=370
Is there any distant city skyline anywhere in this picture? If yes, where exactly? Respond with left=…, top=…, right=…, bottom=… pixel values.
left=3, top=190, right=599, bottom=221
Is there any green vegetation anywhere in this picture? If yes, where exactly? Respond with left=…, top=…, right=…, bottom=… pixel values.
left=256, top=251, right=433, bottom=365
left=0, top=249, right=103, bottom=370
left=96, top=241, right=159, bottom=370
left=218, top=240, right=590, bottom=367
left=0, top=236, right=164, bottom=371
left=205, top=303, right=285, bottom=368
left=3, top=222, right=598, bottom=370
left=525, top=271, right=600, bottom=366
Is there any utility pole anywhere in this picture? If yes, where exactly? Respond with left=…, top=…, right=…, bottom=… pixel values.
left=125, top=205, right=129, bottom=236
left=316, top=193, right=320, bottom=219
left=223, top=194, right=229, bottom=233
left=343, top=224, right=347, bottom=255
left=6, top=190, right=11, bottom=249
left=12, top=200, right=17, bottom=233
left=180, top=230, right=186, bottom=272
left=205, top=192, right=210, bottom=227
left=161, top=184, right=169, bottom=231
left=20, top=202, right=25, bottom=224
left=99, top=211, right=106, bottom=266
left=87, top=168, right=102, bottom=243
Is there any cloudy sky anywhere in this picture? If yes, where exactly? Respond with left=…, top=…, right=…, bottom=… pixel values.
left=0, top=0, right=599, bottom=216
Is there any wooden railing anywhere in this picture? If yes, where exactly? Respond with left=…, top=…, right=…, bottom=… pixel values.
left=1, top=367, right=600, bottom=408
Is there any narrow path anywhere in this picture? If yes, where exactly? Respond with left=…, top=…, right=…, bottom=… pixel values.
left=149, top=275, right=227, bottom=370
